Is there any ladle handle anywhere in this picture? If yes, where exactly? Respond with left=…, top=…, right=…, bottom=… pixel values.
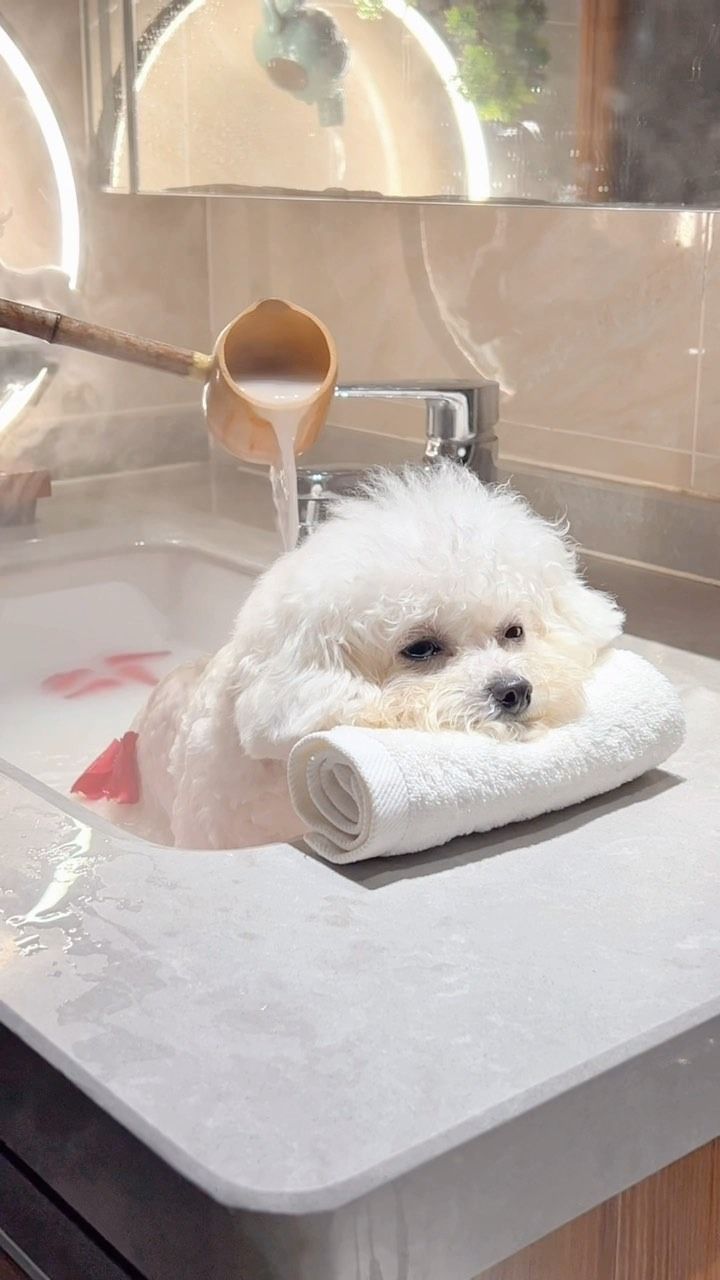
left=0, top=298, right=212, bottom=382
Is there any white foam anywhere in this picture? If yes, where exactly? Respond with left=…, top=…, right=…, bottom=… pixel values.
left=235, top=376, right=319, bottom=405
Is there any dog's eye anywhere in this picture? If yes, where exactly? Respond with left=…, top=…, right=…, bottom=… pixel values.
left=401, top=638, right=444, bottom=662
left=503, top=624, right=524, bottom=642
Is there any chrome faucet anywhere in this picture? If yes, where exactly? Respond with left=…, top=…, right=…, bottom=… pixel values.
left=297, top=379, right=500, bottom=538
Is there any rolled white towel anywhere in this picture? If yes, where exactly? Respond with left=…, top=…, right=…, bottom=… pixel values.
left=288, top=649, right=686, bottom=864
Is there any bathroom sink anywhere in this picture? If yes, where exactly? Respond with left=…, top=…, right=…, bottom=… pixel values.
left=1, top=484, right=720, bottom=1280
left=0, top=513, right=716, bottom=830
left=0, top=525, right=256, bottom=800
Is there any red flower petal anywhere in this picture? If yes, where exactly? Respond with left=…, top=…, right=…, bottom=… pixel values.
left=65, top=677, right=121, bottom=699
left=105, top=650, right=171, bottom=666
left=107, top=731, right=141, bottom=804
left=71, top=738, right=122, bottom=800
left=114, top=662, right=160, bottom=687
left=71, top=731, right=140, bottom=805
left=41, top=668, right=93, bottom=695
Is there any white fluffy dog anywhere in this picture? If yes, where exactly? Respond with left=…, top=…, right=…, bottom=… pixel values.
left=75, top=464, right=623, bottom=848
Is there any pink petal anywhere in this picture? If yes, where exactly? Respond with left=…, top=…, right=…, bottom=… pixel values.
left=105, top=650, right=171, bottom=666
left=115, top=662, right=160, bottom=687
left=65, top=677, right=121, bottom=699
left=72, top=731, right=140, bottom=804
left=41, top=668, right=93, bottom=695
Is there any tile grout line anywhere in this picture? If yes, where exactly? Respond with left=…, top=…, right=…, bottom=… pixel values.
left=27, top=403, right=203, bottom=426
left=500, top=453, right=692, bottom=495
left=500, top=418, right=691, bottom=457
left=204, top=195, right=216, bottom=341
left=690, top=212, right=713, bottom=489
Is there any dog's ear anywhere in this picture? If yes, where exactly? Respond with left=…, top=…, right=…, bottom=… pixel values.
left=546, top=570, right=624, bottom=653
left=231, top=622, right=375, bottom=761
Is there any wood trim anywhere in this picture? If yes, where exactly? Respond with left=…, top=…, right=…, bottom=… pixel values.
left=479, top=1199, right=618, bottom=1279
left=576, top=0, right=625, bottom=201
left=615, top=1139, right=720, bottom=1280
left=479, top=1137, right=720, bottom=1280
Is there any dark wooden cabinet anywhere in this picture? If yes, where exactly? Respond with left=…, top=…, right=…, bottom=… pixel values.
left=3, top=1134, right=720, bottom=1279
left=480, top=1138, right=720, bottom=1280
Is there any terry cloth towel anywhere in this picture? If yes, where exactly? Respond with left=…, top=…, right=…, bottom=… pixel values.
left=288, top=648, right=685, bottom=864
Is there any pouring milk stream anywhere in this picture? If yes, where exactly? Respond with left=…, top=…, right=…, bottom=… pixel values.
left=205, top=299, right=338, bottom=550
left=0, top=295, right=337, bottom=551
left=232, top=375, right=321, bottom=551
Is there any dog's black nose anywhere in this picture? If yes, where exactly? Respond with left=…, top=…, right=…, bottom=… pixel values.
left=489, top=676, right=532, bottom=716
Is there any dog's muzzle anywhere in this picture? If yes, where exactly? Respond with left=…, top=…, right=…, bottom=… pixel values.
left=488, top=676, right=532, bottom=717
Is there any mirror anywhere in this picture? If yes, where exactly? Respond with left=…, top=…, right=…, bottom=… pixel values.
left=83, top=0, right=720, bottom=207
left=0, top=20, right=79, bottom=437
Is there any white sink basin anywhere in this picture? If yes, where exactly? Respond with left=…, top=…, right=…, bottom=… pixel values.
left=0, top=505, right=717, bottom=853
left=0, top=526, right=257, bottom=802
left=2, top=480, right=720, bottom=1280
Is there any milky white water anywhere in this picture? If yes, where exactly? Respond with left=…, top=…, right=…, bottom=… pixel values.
left=235, top=377, right=320, bottom=406
left=0, top=645, right=199, bottom=796
left=234, top=376, right=321, bottom=552
left=0, top=565, right=240, bottom=801
left=0, top=552, right=256, bottom=855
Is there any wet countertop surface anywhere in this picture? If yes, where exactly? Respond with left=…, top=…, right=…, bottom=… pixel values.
left=1, top=466, right=720, bottom=1279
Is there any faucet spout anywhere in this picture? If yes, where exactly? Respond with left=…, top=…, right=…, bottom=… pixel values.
left=296, top=378, right=500, bottom=539
left=335, top=380, right=498, bottom=473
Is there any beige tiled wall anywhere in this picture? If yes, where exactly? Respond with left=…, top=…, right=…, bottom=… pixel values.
left=3, top=0, right=720, bottom=500
left=694, top=219, right=720, bottom=498
left=208, top=199, right=720, bottom=499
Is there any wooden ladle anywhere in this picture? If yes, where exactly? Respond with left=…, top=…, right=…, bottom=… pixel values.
left=0, top=296, right=337, bottom=465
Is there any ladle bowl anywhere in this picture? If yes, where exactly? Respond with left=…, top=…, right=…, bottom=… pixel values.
left=0, top=296, right=337, bottom=466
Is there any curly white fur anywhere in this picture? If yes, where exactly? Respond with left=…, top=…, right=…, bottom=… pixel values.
left=109, top=464, right=624, bottom=849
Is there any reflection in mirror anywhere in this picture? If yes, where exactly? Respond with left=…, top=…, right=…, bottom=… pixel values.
left=84, top=0, right=720, bottom=207
left=0, top=21, right=80, bottom=434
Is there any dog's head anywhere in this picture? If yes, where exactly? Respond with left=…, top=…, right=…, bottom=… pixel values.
left=231, top=465, right=624, bottom=759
